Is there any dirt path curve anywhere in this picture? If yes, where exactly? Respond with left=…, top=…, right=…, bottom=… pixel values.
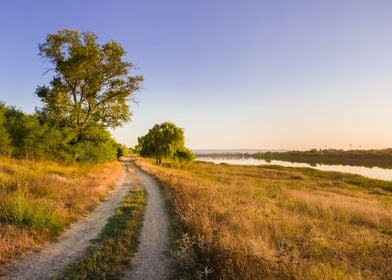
left=125, top=163, right=174, bottom=280
left=2, top=162, right=134, bottom=280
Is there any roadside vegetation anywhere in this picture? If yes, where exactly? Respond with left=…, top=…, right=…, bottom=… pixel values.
left=135, top=159, right=392, bottom=279
left=0, top=103, right=120, bottom=163
left=136, top=122, right=194, bottom=165
left=0, top=29, right=142, bottom=164
left=0, top=156, right=121, bottom=268
left=57, top=174, right=146, bottom=280
left=0, top=28, right=143, bottom=269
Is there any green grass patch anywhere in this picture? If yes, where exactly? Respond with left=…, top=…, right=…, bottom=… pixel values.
left=260, top=165, right=392, bottom=192
left=56, top=188, right=146, bottom=280
left=0, top=190, right=65, bottom=235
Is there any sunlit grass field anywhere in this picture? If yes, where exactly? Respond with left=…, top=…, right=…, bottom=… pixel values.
left=0, top=156, right=121, bottom=267
left=136, top=159, right=392, bottom=279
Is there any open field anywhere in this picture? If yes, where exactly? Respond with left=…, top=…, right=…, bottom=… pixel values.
left=0, top=156, right=121, bottom=268
left=136, top=159, right=392, bottom=279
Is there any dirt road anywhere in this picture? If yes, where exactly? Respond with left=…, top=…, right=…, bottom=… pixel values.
left=125, top=164, right=174, bottom=280
left=2, top=163, right=133, bottom=279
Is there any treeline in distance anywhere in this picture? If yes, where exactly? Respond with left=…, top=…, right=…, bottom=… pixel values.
left=197, top=148, right=392, bottom=169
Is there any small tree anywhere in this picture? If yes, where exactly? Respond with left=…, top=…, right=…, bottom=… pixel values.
left=116, top=143, right=130, bottom=158
left=138, top=122, right=194, bottom=165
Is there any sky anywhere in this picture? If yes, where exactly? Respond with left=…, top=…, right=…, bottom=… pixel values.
left=0, top=0, right=392, bottom=150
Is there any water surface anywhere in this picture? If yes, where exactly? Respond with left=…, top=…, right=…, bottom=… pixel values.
left=197, top=157, right=392, bottom=181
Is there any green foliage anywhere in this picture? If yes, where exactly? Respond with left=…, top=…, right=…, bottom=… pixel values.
left=138, top=122, right=194, bottom=165
left=116, top=143, right=130, bottom=158
left=0, top=29, right=142, bottom=164
left=0, top=102, right=118, bottom=163
left=62, top=125, right=119, bottom=163
left=3, top=106, right=46, bottom=159
left=175, top=146, right=195, bottom=162
left=0, top=189, right=64, bottom=235
left=0, top=103, right=12, bottom=155
left=36, top=29, right=143, bottom=138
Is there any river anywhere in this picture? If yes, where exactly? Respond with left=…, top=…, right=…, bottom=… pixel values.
left=196, top=157, right=392, bottom=181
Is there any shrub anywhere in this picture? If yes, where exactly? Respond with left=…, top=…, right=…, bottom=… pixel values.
left=0, top=192, right=64, bottom=234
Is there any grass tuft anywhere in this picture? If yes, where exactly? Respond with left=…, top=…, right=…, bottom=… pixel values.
left=56, top=185, right=146, bottom=280
left=0, top=192, right=64, bottom=234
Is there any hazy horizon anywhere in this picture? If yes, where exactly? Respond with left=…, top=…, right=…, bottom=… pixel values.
left=1, top=0, right=392, bottom=150
left=193, top=149, right=284, bottom=154
left=192, top=147, right=392, bottom=154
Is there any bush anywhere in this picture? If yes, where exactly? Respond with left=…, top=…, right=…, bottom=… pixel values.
left=0, top=192, right=64, bottom=234
left=0, top=103, right=12, bottom=155
left=138, top=122, right=194, bottom=165
left=175, top=147, right=195, bottom=162
left=0, top=102, right=119, bottom=164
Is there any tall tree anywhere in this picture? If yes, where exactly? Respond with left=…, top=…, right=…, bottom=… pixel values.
left=36, top=29, right=143, bottom=139
left=138, top=122, right=194, bottom=165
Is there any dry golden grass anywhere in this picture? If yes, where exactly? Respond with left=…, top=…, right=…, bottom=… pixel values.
left=136, top=159, right=392, bottom=280
left=0, top=156, right=121, bottom=267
